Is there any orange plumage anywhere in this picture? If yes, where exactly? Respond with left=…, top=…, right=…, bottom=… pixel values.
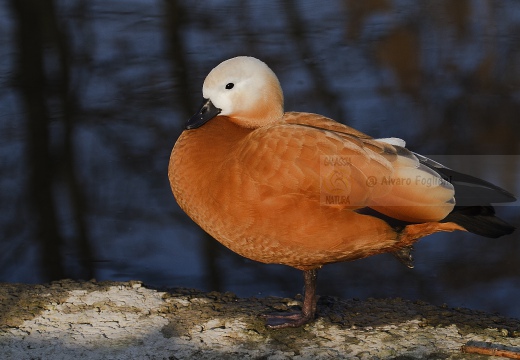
left=169, top=56, right=515, bottom=328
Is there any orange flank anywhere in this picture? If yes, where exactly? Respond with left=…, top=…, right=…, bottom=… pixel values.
left=168, top=56, right=516, bottom=328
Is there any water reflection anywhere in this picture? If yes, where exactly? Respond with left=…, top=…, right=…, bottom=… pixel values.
left=0, top=0, right=519, bottom=317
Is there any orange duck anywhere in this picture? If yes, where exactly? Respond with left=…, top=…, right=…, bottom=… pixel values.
left=169, top=56, right=516, bottom=328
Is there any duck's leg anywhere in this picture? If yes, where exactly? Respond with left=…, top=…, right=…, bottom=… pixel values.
left=264, top=269, right=318, bottom=329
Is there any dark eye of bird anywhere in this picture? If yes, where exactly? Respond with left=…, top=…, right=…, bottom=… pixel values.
left=225, top=83, right=234, bottom=90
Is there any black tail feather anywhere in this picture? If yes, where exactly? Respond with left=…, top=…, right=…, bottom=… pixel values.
left=441, top=206, right=516, bottom=238
left=414, top=153, right=516, bottom=238
left=434, top=168, right=516, bottom=206
left=413, top=152, right=516, bottom=206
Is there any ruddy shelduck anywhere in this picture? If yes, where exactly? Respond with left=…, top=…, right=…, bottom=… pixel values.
left=169, top=56, right=516, bottom=328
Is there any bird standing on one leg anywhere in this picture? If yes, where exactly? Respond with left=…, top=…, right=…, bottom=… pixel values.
left=168, top=56, right=516, bottom=329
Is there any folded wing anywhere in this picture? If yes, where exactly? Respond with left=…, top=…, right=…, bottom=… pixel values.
left=234, top=112, right=455, bottom=222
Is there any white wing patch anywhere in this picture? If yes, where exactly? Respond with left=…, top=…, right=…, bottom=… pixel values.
left=376, top=137, right=406, bottom=147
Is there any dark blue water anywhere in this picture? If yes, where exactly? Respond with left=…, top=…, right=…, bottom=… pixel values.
left=1, top=0, right=519, bottom=318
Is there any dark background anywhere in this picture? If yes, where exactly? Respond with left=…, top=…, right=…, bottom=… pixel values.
left=1, top=0, right=519, bottom=318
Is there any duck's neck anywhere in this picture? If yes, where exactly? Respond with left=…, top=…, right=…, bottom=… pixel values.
left=229, top=79, right=284, bottom=128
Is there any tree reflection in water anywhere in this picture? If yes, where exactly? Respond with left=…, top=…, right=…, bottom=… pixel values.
left=0, top=0, right=518, bottom=317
